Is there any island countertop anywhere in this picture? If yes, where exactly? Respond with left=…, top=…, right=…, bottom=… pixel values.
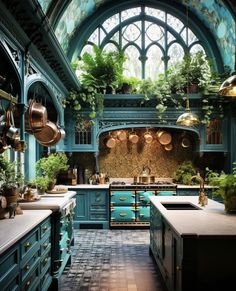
left=150, top=196, right=236, bottom=237
left=0, top=210, right=52, bottom=255
left=19, top=191, right=76, bottom=211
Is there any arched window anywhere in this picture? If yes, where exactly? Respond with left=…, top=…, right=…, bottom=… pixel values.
left=78, top=5, right=207, bottom=80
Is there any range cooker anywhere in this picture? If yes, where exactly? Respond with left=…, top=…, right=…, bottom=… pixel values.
left=110, top=182, right=177, bottom=227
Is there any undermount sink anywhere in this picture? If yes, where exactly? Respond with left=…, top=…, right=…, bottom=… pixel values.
left=161, top=202, right=202, bottom=210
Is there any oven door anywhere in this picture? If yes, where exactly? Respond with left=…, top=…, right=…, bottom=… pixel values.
left=110, top=191, right=135, bottom=206
left=136, top=190, right=155, bottom=205
left=136, top=206, right=150, bottom=222
left=110, top=206, right=136, bottom=222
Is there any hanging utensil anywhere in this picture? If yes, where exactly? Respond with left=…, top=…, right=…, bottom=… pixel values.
left=157, top=130, right=172, bottom=145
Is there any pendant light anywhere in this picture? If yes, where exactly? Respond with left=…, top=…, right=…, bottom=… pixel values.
left=176, top=98, right=200, bottom=126
left=176, top=0, right=200, bottom=126
left=218, top=74, right=236, bottom=97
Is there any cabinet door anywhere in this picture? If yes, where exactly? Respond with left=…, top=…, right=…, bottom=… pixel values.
left=74, top=190, right=88, bottom=221
left=89, top=190, right=107, bottom=211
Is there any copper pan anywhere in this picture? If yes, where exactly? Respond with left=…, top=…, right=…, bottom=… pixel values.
left=157, top=130, right=172, bottom=145
left=25, top=99, right=48, bottom=133
left=35, top=123, right=65, bottom=147
left=34, top=121, right=58, bottom=146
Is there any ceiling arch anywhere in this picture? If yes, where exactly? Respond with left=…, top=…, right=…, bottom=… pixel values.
left=38, top=0, right=236, bottom=70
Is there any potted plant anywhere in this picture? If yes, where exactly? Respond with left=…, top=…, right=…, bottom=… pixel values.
left=119, top=76, right=141, bottom=94
left=31, top=176, right=50, bottom=194
left=36, top=153, right=69, bottom=190
left=0, top=155, right=24, bottom=205
left=80, top=45, right=126, bottom=93
left=206, top=163, right=236, bottom=213
left=173, top=161, right=197, bottom=185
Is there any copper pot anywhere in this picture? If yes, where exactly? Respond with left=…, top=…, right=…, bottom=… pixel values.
left=181, top=137, right=191, bottom=148
left=104, top=136, right=116, bottom=148
left=117, top=130, right=127, bottom=141
left=34, top=121, right=58, bottom=146
left=129, top=131, right=139, bottom=144
left=164, top=143, right=173, bottom=151
left=39, top=126, right=66, bottom=147
left=25, top=99, right=48, bottom=132
left=144, top=131, right=153, bottom=144
left=157, top=130, right=172, bottom=145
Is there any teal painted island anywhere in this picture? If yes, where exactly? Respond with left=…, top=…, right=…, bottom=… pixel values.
left=150, top=196, right=236, bottom=291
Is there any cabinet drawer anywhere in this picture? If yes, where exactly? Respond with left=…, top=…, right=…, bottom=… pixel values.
left=21, top=249, right=40, bottom=283
left=0, top=246, right=19, bottom=288
left=90, top=191, right=107, bottom=205
left=40, top=249, right=51, bottom=274
left=40, top=219, right=51, bottom=239
left=110, top=206, right=136, bottom=222
left=0, top=274, right=19, bottom=291
left=20, top=229, right=40, bottom=261
left=136, top=206, right=150, bottom=221
left=41, top=234, right=51, bottom=255
left=110, top=191, right=135, bottom=205
left=22, top=264, right=40, bottom=291
left=89, top=211, right=107, bottom=220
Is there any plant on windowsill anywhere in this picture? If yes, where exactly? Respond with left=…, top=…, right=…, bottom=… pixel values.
left=36, top=153, right=69, bottom=191
left=205, top=163, right=236, bottom=213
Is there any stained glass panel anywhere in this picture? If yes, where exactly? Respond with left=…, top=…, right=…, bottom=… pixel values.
left=38, top=0, right=52, bottom=14
left=146, top=45, right=164, bottom=80
left=167, top=14, right=184, bottom=33
left=123, top=46, right=141, bottom=79
left=190, top=44, right=205, bottom=54
left=188, top=30, right=198, bottom=45
left=168, top=43, right=185, bottom=66
left=145, top=7, right=165, bottom=22
left=121, top=8, right=141, bottom=21
left=146, top=22, right=164, bottom=42
left=103, top=14, right=119, bottom=33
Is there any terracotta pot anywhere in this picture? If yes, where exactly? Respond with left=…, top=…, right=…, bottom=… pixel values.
left=157, top=130, right=172, bottom=145
left=25, top=99, right=48, bottom=132
left=164, top=143, right=173, bottom=151
left=129, top=132, right=139, bottom=144
left=144, top=131, right=153, bottom=144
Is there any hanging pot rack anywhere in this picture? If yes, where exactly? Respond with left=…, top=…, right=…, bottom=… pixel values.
left=0, top=89, right=18, bottom=104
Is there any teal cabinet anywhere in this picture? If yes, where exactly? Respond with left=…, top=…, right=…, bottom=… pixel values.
left=64, top=112, right=98, bottom=152
left=199, top=118, right=227, bottom=152
left=0, top=217, right=52, bottom=291
left=73, top=188, right=109, bottom=229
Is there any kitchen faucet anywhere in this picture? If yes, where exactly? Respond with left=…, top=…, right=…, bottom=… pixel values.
left=190, top=172, right=208, bottom=206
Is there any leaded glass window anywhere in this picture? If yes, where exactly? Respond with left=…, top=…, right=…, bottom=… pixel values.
left=78, top=5, right=207, bottom=80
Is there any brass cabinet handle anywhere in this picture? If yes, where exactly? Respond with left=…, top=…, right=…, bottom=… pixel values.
left=25, top=242, right=32, bottom=249
left=43, top=226, right=48, bottom=231
left=25, top=265, right=30, bottom=271
left=43, top=243, right=48, bottom=249
left=119, top=197, right=127, bottom=201
left=26, top=280, right=31, bottom=288
left=119, top=212, right=127, bottom=217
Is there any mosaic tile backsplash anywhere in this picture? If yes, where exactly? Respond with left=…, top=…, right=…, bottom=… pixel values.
left=98, top=129, right=194, bottom=178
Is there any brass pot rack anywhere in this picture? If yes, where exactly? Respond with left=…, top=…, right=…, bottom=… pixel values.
left=0, top=89, right=18, bottom=104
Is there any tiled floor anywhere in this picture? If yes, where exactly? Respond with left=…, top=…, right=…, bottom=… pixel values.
left=60, top=229, right=167, bottom=291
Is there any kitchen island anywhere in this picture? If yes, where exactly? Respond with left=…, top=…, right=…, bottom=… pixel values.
left=0, top=210, right=52, bottom=290
left=18, top=190, right=76, bottom=290
left=150, top=196, right=236, bottom=291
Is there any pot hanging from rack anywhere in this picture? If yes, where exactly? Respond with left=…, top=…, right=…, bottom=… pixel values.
left=34, top=120, right=59, bottom=146
left=25, top=99, right=48, bottom=133
left=129, top=130, right=139, bottom=144
left=157, top=130, right=172, bottom=145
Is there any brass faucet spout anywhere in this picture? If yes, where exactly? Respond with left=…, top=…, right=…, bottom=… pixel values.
left=190, top=173, right=207, bottom=207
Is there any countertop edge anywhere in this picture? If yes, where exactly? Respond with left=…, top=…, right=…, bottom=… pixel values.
left=0, top=210, right=52, bottom=255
